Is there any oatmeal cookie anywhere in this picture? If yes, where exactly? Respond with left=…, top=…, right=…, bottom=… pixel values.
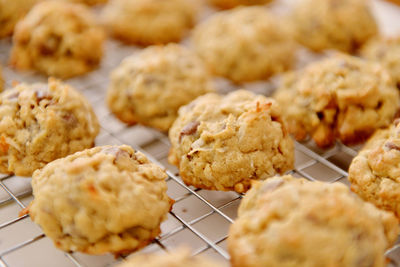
left=66, top=0, right=108, bottom=5
left=192, top=6, right=295, bottom=83
left=107, top=44, right=214, bottom=132
left=362, top=36, right=400, bottom=88
left=29, top=145, right=173, bottom=254
left=0, top=0, right=40, bottom=38
left=101, top=0, right=197, bottom=45
left=10, top=1, right=105, bottom=79
left=0, top=78, right=99, bottom=176
left=349, top=119, right=400, bottom=218
left=208, top=0, right=273, bottom=9
left=228, top=175, right=399, bottom=267
left=274, top=54, right=399, bottom=148
left=168, top=90, right=294, bottom=193
left=292, top=0, right=378, bottom=52
left=118, top=248, right=222, bottom=267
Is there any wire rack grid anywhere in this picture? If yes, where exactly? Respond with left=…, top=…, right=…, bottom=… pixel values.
left=1, top=1, right=400, bottom=266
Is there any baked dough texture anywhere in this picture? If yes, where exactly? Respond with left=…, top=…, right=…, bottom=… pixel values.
left=192, top=6, right=295, bottom=83
left=0, top=66, right=3, bottom=92
left=362, top=36, right=400, bottom=88
left=118, top=248, right=222, bottom=267
left=0, top=0, right=40, bottom=38
left=274, top=54, right=399, bottom=148
left=101, top=0, right=197, bottom=45
left=168, top=90, right=294, bottom=193
left=208, top=0, right=273, bottom=9
left=10, top=1, right=105, bottom=79
left=349, top=119, right=400, bottom=218
left=65, top=0, right=108, bottom=5
left=228, top=175, right=399, bottom=267
left=29, top=145, right=173, bottom=254
left=292, top=0, right=378, bottom=52
left=107, top=44, right=214, bottom=132
left=0, top=78, right=99, bottom=176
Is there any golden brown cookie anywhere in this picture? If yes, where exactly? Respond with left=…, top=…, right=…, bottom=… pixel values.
left=0, top=66, right=3, bottom=92
left=0, top=78, right=99, bottom=176
left=101, top=0, right=197, bottom=45
left=192, top=6, right=295, bottom=83
left=207, top=0, right=272, bottom=9
left=10, top=1, right=105, bottom=79
left=107, top=44, right=214, bottom=132
left=29, top=145, right=173, bottom=255
left=65, top=0, right=108, bottom=5
left=292, top=0, right=378, bottom=52
left=228, top=175, right=399, bottom=267
left=0, top=0, right=40, bottom=38
left=361, top=36, right=400, bottom=88
left=168, top=90, right=294, bottom=193
left=118, top=248, right=223, bottom=267
left=274, top=54, right=399, bottom=148
left=349, top=119, right=400, bottom=218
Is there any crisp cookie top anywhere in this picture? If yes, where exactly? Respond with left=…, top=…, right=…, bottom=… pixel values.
left=228, top=175, right=399, bottom=267
left=0, top=78, right=99, bottom=176
left=274, top=54, right=399, bottom=148
left=169, top=90, right=294, bottom=193
left=107, top=44, right=214, bottom=132
left=30, top=145, right=172, bottom=254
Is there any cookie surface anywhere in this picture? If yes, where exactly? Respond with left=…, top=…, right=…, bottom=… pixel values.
left=0, top=78, right=99, bottom=176
left=168, top=90, right=294, bottom=193
left=0, top=0, right=39, bottom=38
left=362, top=36, right=400, bottom=88
left=107, top=44, right=214, bottom=132
left=349, top=119, right=400, bottom=218
left=274, top=54, right=399, bottom=148
left=65, top=0, right=108, bottom=5
left=118, top=248, right=222, bottom=267
left=193, top=6, right=295, bottom=83
left=292, top=0, right=378, bottom=52
left=10, top=1, right=104, bottom=79
left=29, top=145, right=173, bottom=255
left=208, top=0, right=272, bottom=9
left=102, top=0, right=196, bottom=45
left=228, top=175, right=399, bottom=267
left=0, top=66, right=3, bottom=92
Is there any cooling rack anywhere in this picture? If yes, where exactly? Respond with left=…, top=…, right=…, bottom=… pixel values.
left=1, top=1, right=400, bottom=266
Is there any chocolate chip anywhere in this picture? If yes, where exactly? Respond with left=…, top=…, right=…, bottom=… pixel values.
left=385, top=142, right=400, bottom=151
left=179, top=121, right=200, bottom=142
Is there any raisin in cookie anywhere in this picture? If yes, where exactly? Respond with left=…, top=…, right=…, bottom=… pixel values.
left=118, top=248, right=222, bottom=267
left=168, top=90, right=294, bottom=193
left=348, top=119, right=400, bottom=218
left=362, top=37, right=400, bottom=88
left=228, top=175, right=399, bottom=267
left=208, top=0, right=273, bottom=9
left=0, top=78, right=99, bottom=176
left=101, top=0, right=196, bottom=45
left=292, top=0, right=378, bottom=52
left=274, top=54, right=399, bottom=148
left=29, top=145, right=172, bottom=254
left=10, top=1, right=104, bottom=79
left=107, top=44, right=214, bottom=132
left=0, top=0, right=40, bottom=38
left=193, top=6, right=295, bottom=83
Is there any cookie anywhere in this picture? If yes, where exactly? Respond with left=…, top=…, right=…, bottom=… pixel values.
left=107, top=44, right=214, bottom=132
left=118, top=248, right=222, bottom=267
left=228, top=175, right=399, bottom=267
left=0, top=66, right=3, bottom=92
left=65, top=0, right=108, bottom=5
left=292, top=0, right=378, bottom=52
left=10, top=1, right=105, bottom=79
left=208, top=0, right=272, bottom=9
left=361, top=36, right=400, bottom=88
left=348, top=119, right=400, bottom=218
left=0, top=0, right=40, bottom=38
left=29, top=145, right=172, bottom=254
left=168, top=90, right=294, bottom=193
left=192, top=6, right=295, bottom=83
left=0, top=78, right=99, bottom=177
left=274, top=54, right=399, bottom=148
left=101, top=0, right=197, bottom=45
